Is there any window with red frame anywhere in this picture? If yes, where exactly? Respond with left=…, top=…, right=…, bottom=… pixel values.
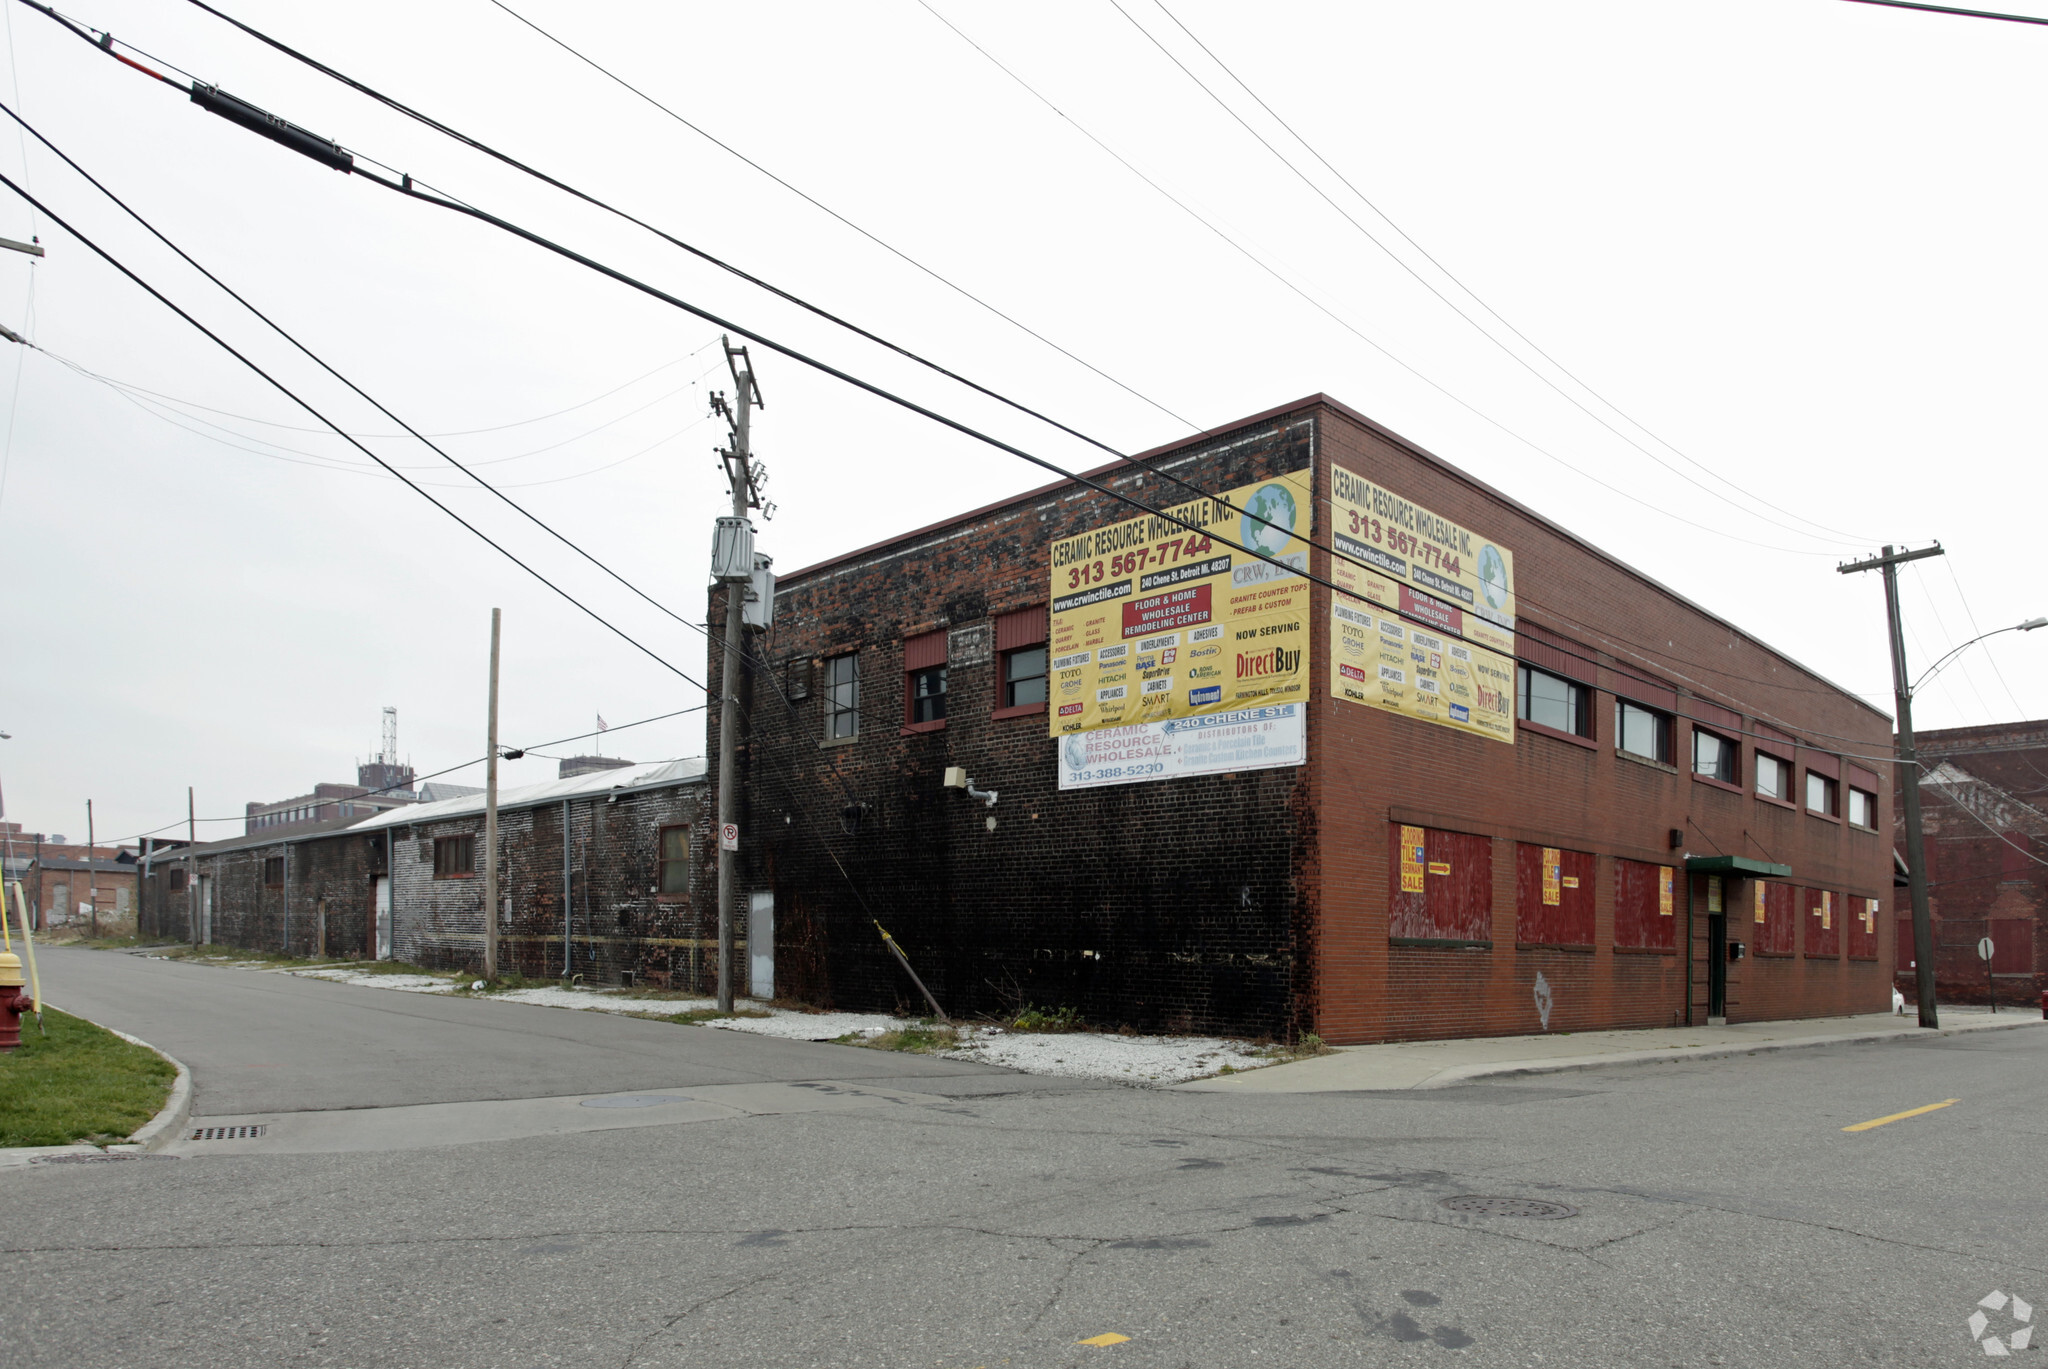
left=993, top=607, right=1048, bottom=716
left=1388, top=824, right=1492, bottom=946
left=1514, top=843, right=1594, bottom=948
left=1752, top=879, right=1796, bottom=955
left=903, top=630, right=947, bottom=729
left=1805, top=887, right=1840, bottom=959
left=1846, top=896, right=1879, bottom=960
left=1613, top=858, right=1678, bottom=952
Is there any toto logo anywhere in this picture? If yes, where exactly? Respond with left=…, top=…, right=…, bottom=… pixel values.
left=1969, top=1291, right=2033, bottom=1355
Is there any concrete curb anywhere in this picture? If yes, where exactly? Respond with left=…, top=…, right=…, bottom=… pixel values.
left=102, top=1026, right=193, bottom=1154
left=0, top=1017, right=193, bottom=1167
left=1414, top=1015, right=2046, bottom=1090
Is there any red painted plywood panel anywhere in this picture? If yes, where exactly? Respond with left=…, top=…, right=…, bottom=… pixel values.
left=1614, top=858, right=1677, bottom=951
left=1515, top=842, right=1594, bottom=947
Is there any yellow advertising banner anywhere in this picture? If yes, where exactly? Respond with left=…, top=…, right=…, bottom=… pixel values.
left=1755, top=882, right=1767, bottom=924
left=1860, top=897, right=1877, bottom=933
left=1049, top=471, right=1313, bottom=736
left=1327, top=463, right=1517, bottom=654
left=1541, top=849, right=1562, bottom=906
left=1399, top=825, right=1426, bottom=893
left=1820, top=891, right=1833, bottom=930
left=1328, top=595, right=1515, bottom=744
left=1659, top=867, right=1673, bottom=917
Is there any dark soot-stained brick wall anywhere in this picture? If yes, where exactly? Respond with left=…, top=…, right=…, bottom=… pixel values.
left=724, top=414, right=1316, bottom=1038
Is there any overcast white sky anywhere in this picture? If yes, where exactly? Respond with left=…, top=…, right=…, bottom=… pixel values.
left=2, top=0, right=2044, bottom=844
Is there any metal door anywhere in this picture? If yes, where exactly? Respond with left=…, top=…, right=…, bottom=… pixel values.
left=1707, top=914, right=1727, bottom=1020
left=373, top=876, right=393, bottom=960
left=748, top=890, right=774, bottom=1000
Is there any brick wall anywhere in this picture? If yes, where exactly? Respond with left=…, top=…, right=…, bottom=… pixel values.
left=727, top=414, right=1316, bottom=1037
left=1897, top=720, right=2047, bottom=1006
left=732, top=396, right=1895, bottom=1043
left=388, top=781, right=710, bottom=985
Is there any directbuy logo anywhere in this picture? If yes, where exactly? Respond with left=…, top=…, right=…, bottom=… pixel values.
left=1237, top=645, right=1301, bottom=679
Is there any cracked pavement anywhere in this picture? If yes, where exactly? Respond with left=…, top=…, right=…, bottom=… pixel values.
left=3, top=949, right=2044, bottom=1366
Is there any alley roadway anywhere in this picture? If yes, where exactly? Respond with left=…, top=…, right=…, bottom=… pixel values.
left=4, top=949, right=2045, bottom=1368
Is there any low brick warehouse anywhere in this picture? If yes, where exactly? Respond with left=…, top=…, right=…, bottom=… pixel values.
left=1896, top=719, right=2046, bottom=1007
left=719, top=395, right=1896, bottom=1043
left=148, top=760, right=714, bottom=988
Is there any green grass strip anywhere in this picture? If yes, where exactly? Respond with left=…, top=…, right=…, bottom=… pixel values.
left=0, top=1008, right=177, bottom=1148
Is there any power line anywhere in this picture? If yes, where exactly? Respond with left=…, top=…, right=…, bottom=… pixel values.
left=477, top=0, right=1203, bottom=438
left=1838, top=0, right=2048, bottom=25
left=0, top=164, right=715, bottom=702
left=910, top=2, right=1848, bottom=560
left=151, top=0, right=1850, bottom=561
left=1120, top=0, right=1877, bottom=549
left=20, top=16, right=1900, bottom=757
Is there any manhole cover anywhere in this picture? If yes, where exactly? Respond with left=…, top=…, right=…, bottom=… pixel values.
left=579, top=1095, right=684, bottom=1109
left=1437, top=1195, right=1578, bottom=1219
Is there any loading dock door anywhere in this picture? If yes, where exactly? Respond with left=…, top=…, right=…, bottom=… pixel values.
left=749, top=891, right=774, bottom=1000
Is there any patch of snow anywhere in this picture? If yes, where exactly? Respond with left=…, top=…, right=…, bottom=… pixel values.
left=294, top=969, right=457, bottom=994
left=943, top=1028, right=1269, bottom=1084
left=710, top=1011, right=913, bottom=1041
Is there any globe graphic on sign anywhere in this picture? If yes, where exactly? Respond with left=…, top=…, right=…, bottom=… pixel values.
left=1063, top=734, right=1089, bottom=772
left=1478, top=544, right=1510, bottom=611
left=1241, top=483, right=1298, bottom=556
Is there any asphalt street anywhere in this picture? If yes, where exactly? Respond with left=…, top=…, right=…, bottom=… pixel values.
left=4, top=948, right=2045, bottom=1368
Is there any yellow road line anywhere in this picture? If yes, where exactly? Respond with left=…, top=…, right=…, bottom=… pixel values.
left=1843, top=1099, right=1959, bottom=1132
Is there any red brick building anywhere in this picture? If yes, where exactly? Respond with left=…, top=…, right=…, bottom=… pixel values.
left=1898, top=719, right=2046, bottom=1007
left=720, top=396, right=1895, bottom=1042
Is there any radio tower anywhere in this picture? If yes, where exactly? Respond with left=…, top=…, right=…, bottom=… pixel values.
left=358, top=707, right=415, bottom=796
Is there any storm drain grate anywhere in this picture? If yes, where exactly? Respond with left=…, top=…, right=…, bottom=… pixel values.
left=189, top=1125, right=267, bottom=1141
left=1437, top=1195, right=1578, bottom=1219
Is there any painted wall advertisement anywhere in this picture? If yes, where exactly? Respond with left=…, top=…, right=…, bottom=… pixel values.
left=1326, top=463, right=1517, bottom=744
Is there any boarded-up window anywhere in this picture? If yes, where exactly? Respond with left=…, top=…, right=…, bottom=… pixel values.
left=1515, top=843, right=1594, bottom=947
left=263, top=856, right=284, bottom=887
left=1388, top=824, right=1492, bottom=946
left=1614, top=858, right=1677, bottom=952
left=1805, top=887, right=1840, bottom=959
left=1753, top=880, right=1796, bottom=955
left=1897, top=917, right=1918, bottom=971
left=2000, top=832, right=2031, bottom=880
left=1846, top=896, right=1880, bottom=960
left=1991, top=918, right=2032, bottom=974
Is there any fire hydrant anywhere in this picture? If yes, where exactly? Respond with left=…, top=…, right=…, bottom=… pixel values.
left=0, top=951, right=32, bottom=1053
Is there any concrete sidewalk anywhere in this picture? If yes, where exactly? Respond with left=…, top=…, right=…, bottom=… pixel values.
left=1178, top=1006, right=2045, bottom=1093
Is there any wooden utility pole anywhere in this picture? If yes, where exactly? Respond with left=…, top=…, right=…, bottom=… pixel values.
left=86, top=799, right=96, bottom=938
left=709, top=338, right=765, bottom=1013
left=1838, top=542, right=1945, bottom=1029
left=483, top=607, right=502, bottom=981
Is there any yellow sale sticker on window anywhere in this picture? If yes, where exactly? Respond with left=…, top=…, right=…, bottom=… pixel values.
left=1561, top=876, right=1580, bottom=889
left=1659, top=866, right=1673, bottom=916
left=1820, top=891, right=1832, bottom=930
left=1427, top=861, right=1452, bottom=877
left=1399, top=825, right=1426, bottom=893
left=1755, top=882, right=1767, bottom=924
left=1542, top=848, right=1562, bottom=906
